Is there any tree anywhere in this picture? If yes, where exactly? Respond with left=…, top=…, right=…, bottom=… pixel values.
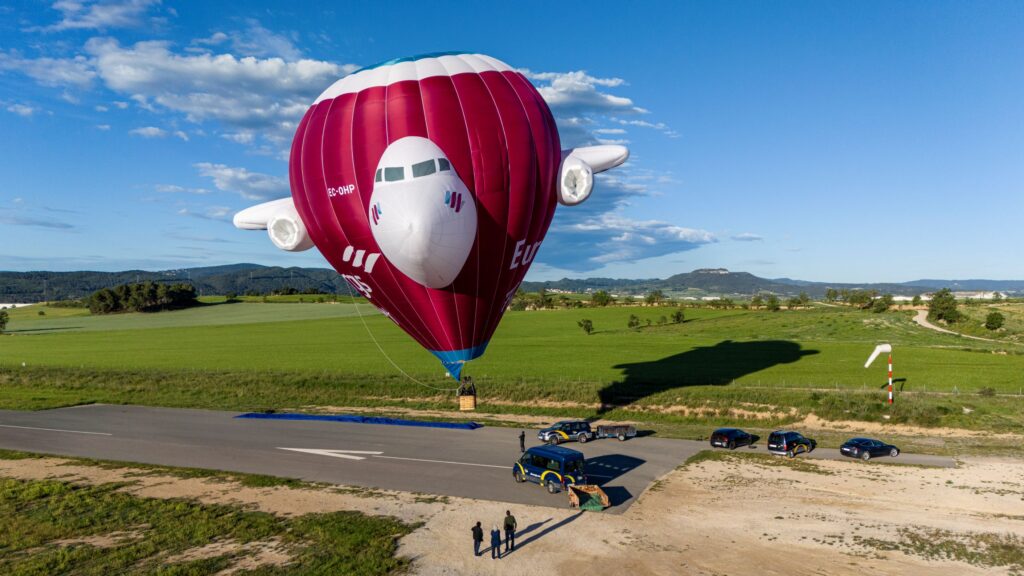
left=577, top=319, right=594, bottom=335
left=671, top=309, right=685, bottom=323
left=985, top=311, right=1005, bottom=331
left=627, top=314, right=641, bottom=330
left=657, top=315, right=667, bottom=325
left=825, top=288, right=838, bottom=303
left=928, top=288, right=960, bottom=323
left=786, top=297, right=801, bottom=310
left=591, top=290, right=613, bottom=307
left=872, top=294, right=894, bottom=313
left=750, top=294, right=764, bottom=309
left=645, top=290, right=664, bottom=306
left=798, top=291, right=810, bottom=305
left=0, top=310, right=8, bottom=333
left=767, top=294, right=781, bottom=312
left=992, top=292, right=1003, bottom=302
left=911, top=294, right=922, bottom=307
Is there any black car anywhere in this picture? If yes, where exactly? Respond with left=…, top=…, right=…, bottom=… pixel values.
left=709, top=428, right=755, bottom=449
left=766, top=430, right=816, bottom=458
left=840, top=438, right=900, bottom=460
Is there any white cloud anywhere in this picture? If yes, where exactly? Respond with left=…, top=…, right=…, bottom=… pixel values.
left=129, top=125, right=166, bottom=138
left=81, top=37, right=352, bottom=143
left=593, top=128, right=626, bottom=135
left=221, top=131, right=255, bottom=145
left=173, top=129, right=188, bottom=141
left=6, top=103, right=36, bottom=117
left=0, top=52, right=96, bottom=88
left=36, top=0, right=162, bottom=32
left=194, top=162, right=288, bottom=201
left=731, top=232, right=764, bottom=242
left=94, top=104, right=108, bottom=111
left=177, top=205, right=232, bottom=221
left=112, top=100, right=129, bottom=109
left=155, top=184, right=208, bottom=195
left=95, top=123, right=110, bottom=130
left=540, top=211, right=716, bottom=271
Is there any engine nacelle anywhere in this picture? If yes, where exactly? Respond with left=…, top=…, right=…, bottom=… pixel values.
left=233, top=197, right=314, bottom=252
left=556, top=144, right=629, bottom=206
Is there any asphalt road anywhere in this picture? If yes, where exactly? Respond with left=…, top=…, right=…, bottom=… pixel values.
left=0, top=405, right=954, bottom=512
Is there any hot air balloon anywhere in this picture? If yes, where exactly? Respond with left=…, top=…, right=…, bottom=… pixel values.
left=234, top=52, right=629, bottom=379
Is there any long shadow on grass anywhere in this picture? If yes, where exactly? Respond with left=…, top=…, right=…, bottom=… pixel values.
left=597, top=339, right=818, bottom=413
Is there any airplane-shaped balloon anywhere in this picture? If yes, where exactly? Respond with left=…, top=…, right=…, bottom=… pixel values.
left=234, top=52, right=629, bottom=379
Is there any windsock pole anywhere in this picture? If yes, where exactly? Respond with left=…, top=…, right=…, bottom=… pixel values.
left=887, top=353, right=893, bottom=405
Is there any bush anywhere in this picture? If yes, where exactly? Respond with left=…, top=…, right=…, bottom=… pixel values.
left=577, top=319, right=594, bottom=335
left=985, top=312, right=1005, bottom=331
left=978, top=386, right=996, bottom=397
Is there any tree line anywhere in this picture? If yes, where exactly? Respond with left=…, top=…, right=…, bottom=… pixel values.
left=87, top=282, right=198, bottom=314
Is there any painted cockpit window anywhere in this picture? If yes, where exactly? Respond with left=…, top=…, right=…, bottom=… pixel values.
left=412, top=159, right=437, bottom=178
left=378, top=159, right=451, bottom=183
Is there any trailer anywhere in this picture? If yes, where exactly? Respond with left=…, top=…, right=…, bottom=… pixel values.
left=595, top=424, right=637, bottom=441
left=568, top=484, right=610, bottom=511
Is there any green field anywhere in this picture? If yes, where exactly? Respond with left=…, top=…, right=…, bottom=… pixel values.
left=2, top=302, right=1023, bottom=438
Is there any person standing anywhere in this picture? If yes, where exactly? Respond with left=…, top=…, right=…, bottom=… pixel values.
left=503, top=510, right=518, bottom=552
left=490, top=524, right=502, bottom=559
left=519, top=430, right=526, bottom=453
left=471, top=521, right=483, bottom=557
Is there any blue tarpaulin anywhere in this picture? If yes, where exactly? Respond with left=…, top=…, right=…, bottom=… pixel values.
left=235, top=412, right=483, bottom=430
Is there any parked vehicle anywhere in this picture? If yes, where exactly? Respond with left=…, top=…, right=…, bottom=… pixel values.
left=595, top=424, right=637, bottom=441
left=840, top=438, right=900, bottom=460
left=709, top=428, right=755, bottom=449
left=766, top=430, right=816, bottom=458
left=513, top=445, right=587, bottom=494
left=538, top=420, right=593, bottom=444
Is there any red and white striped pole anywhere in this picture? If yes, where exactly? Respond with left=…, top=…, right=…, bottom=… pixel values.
left=887, top=353, right=893, bottom=405
left=865, top=344, right=894, bottom=406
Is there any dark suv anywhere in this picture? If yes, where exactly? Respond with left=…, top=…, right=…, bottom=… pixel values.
left=767, top=430, right=816, bottom=458
left=538, top=421, right=593, bottom=445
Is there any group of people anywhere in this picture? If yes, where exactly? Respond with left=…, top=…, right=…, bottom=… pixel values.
left=471, top=510, right=518, bottom=559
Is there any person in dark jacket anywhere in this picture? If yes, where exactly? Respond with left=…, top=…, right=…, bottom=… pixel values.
left=490, top=524, right=502, bottom=559
left=471, top=521, right=483, bottom=556
left=503, top=510, right=518, bottom=551
left=519, top=430, right=526, bottom=452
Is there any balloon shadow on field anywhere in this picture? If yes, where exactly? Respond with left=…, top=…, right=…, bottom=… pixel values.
left=597, top=339, right=819, bottom=414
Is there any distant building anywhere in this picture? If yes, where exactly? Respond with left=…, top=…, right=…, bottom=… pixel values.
left=951, top=291, right=1005, bottom=300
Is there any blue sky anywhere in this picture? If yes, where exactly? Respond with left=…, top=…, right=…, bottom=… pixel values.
left=1, top=1, right=1022, bottom=282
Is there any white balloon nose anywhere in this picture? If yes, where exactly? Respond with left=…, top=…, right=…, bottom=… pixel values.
left=369, top=137, right=477, bottom=289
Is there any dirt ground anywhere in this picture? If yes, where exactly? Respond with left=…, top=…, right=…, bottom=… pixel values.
left=2, top=452, right=1021, bottom=575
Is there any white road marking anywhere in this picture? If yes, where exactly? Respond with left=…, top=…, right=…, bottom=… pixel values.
left=278, top=448, right=383, bottom=461
left=372, top=455, right=508, bottom=469
left=0, top=424, right=112, bottom=436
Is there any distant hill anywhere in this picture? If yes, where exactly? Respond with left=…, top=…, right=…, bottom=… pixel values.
left=521, top=268, right=1024, bottom=298
left=0, top=264, right=349, bottom=302
left=3, top=264, right=1022, bottom=302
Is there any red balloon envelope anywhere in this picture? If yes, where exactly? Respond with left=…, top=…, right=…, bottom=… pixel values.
left=288, top=52, right=561, bottom=378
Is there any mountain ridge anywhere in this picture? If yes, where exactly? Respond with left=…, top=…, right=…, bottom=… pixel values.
left=2, top=265, right=1022, bottom=302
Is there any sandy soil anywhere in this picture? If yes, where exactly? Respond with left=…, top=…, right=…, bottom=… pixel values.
left=3, top=453, right=1021, bottom=575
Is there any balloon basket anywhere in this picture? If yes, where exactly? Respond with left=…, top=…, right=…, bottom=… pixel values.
left=458, top=394, right=477, bottom=411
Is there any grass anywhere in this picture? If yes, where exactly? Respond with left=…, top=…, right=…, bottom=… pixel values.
left=2, top=303, right=1023, bottom=440
left=682, top=449, right=834, bottom=475
left=854, top=527, right=1024, bottom=573
left=0, top=475, right=412, bottom=575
